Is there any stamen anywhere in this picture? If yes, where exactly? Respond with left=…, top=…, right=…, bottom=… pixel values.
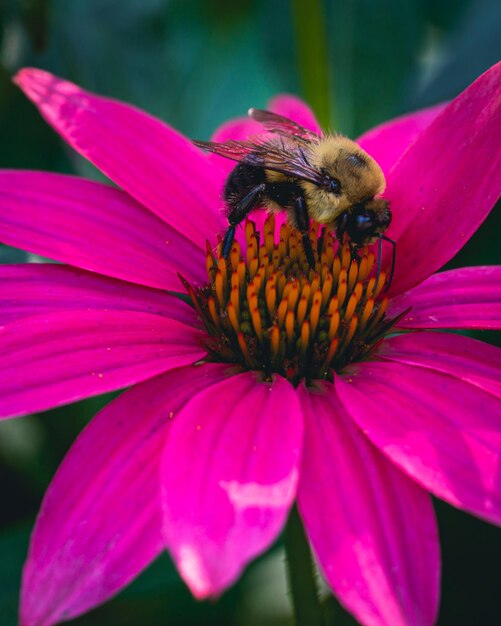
left=374, top=271, right=386, bottom=298
left=277, top=298, right=288, bottom=328
left=348, top=259, right=358, bottom=291
left=285, top=310, right=295, bottom=343
left=251, top=307, right=263, bottom=341
left=322, top=337, right=339, bottom=369
left=230, top=286, right=240, bottom=317
left=344, top=294, right=357, bottom=322
left=328, top=311, right=340, bottom=340
left=337, top=280, right=347, bottom=307
left=231, top=271, right=239, bottom=291
left=215, top=270, right=225, bottom=307
left=237, top=332, right=254, bottom=368
left=218, top=258, right=228, bottom=290
left=310, top=291, right=322, bottom=336
left=183, top=218, right=398, bottom=385
left=321, top=273, right=333, bottom=308
left=227, top=302, right=240, bottom=334
left=266, top=285, right=277, bottom=317
left=300, top=321, right=310, bottom=354
left=360, top=297, right=374, bottom=327
left=288, top=282, right=300, bottom=311
left=208, top=296, right=220, bottom=329
left=270, top=324, right=280, bottom=359
left=297, top=296, right=308, bottom=327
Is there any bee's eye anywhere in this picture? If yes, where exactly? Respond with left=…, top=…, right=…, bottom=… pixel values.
left=328, top=178, right=340, bottom=194
left=355, top=213, right=374, bottom=230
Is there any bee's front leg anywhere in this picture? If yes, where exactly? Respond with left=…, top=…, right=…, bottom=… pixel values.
left=293, top=195, right=316, bottom=269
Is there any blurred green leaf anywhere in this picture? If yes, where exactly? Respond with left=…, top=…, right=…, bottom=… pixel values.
left=405, top=0, right=501, bottom=109
left=291, top=0, right=331, bottom=128
left=0, top=521, right=31, bottom=626
left=326, top=0, right=424, bottom=135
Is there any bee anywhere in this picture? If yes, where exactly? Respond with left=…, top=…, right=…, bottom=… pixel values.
left=194, top=108, right=394, bottom=276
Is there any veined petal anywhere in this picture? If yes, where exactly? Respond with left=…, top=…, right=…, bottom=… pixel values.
left=14, top=68, right=225, bottom=247
left=335, top=361, right=501, bottom=525
left=385, top=62, right=501, bottom=296
left=161, top=373, right=303, bottom=598
left=21, top=363, right=234, bottom=626
left=357, top=103, right=446, bottom=178
left=0, top=310, right=206, bottom=419
left=298, top=384, right=439, bottom=626
left=389, top=266, right=501, bottom=330
left=0, top=264, right=199, bottom=327
left=377, top=332, right=501, bottom=399
left=0, top=171, right=206, bottom=290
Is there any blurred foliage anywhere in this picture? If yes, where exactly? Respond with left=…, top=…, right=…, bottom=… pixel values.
left=0, top=0, right=500, bottom=625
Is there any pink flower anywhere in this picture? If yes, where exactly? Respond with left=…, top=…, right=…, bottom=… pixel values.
left=0, top=63, right=500, bottom=626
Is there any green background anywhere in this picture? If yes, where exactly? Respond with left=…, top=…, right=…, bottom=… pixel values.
left=0, top=1, right=500, bottom=624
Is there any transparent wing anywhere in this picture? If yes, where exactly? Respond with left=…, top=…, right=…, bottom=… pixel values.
left=248, top=108, right=321, bottom=142
left=193, top=135, right=325, bottom=185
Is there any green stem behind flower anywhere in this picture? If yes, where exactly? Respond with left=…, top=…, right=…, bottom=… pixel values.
left=290, top=0, right=332, bottom=129
left=284, top=505, right=324, bottom=626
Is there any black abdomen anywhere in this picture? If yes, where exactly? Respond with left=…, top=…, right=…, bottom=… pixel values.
left=224, top=163, right=301, bottom=210
left=224, top=163, right=266, bottom=205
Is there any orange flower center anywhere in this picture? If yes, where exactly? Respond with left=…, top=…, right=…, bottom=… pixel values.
left=183, top=216, right=400, bottom=385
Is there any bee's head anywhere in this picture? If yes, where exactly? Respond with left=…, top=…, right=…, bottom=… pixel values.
left=336, top=199, right=392, bottom=246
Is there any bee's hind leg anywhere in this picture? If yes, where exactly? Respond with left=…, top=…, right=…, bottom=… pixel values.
left=293, top=195, right=316, bottom=268
left=221, top=226, right=236, bottom=258
left=223, top=183, right=266, bottom=259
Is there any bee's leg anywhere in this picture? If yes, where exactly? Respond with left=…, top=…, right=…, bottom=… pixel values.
left=223, top=183, right=266, bottom=258
left=293, top=195, right=315, bottom=268
left=221, top=226, right=236, bottom=259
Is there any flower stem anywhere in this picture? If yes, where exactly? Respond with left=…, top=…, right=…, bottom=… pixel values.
left=284, top=505, right=324, bottom=626
left=290, top=0, right=332, bottom=129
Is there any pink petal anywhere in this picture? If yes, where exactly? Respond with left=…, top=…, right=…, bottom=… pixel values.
left=21, top=363, right=233, bottom=626
left=0, top=171, right=206, bottom=290
left=161, top=373, right=303, bottom=598
left=0, top=310, right=206, bottom=419
left=211, top=117, right=263, bottom=143
left=14, top=68, right=224, bottom=247
left=335, top=360, right=501, bottom=525
left=385, top=62, right=501, bottom=296
left=269, top=94, right=322, bottom=134
left=357, top=103, right=446, bottom=178
left=0, top=264, right=199, bottom=327
left=389, top=266, right=501, bottom=330
left=298, top=383, right=439, bottom=626
left=377, top=332, right=501, bottom=399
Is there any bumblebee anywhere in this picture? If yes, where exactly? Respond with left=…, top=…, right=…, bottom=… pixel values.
left=194, top=108, right=393, bottom=270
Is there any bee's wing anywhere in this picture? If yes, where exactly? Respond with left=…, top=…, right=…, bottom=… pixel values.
left=248, top=108, right=321, bottom=142
left=194, top=137, right=325, bottom=185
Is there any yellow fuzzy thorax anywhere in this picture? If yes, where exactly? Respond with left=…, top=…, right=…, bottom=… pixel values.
left=263, top=134, right=386, bottom=226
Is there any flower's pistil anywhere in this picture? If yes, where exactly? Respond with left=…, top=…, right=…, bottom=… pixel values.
left=182, top=216, right=400, bottom=385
